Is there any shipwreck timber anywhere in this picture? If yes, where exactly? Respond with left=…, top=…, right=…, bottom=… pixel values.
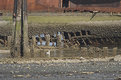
left=0, top=20, right=121, bottom=48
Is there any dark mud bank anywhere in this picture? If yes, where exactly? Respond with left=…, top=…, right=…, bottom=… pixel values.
left=0, top=21, right=121, bottom=38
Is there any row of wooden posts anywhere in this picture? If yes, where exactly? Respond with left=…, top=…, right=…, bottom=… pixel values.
left=81, top=47, right=118, bottom=57
left=0, top=35, right=119, bottom=57
left=0, top=34, right=63, bottom=48
left=2, top=35, right=120, bottom=50
left=31, top=34, right=63, bottom=47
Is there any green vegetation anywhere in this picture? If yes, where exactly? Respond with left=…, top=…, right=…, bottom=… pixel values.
left=2, top=15, right=121, bottom=24
left=28, top=16, right=121, bottom=23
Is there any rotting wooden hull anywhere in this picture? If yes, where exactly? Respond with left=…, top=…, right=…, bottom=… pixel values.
left=0, top=21, right=121, bottom=48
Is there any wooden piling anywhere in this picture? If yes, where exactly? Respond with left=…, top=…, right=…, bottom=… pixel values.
left=30, top=36, right=36, bottom=57
left=57, top=34, right=62, bottom=47
left=81, top=47, right=88, bottom=57
left=45, top=34, right=50, bottom=46
left=103, top=47, right=108, bottom=57
left=113, top=47, right=117, bottom=56
left=22, top=0, right=30, bottom=57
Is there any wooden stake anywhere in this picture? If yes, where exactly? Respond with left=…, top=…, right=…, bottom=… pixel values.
left=103, top=47, right=108, bottom=57
left=30, top=36, right=36, bottom=57
left=57, top=34, right=62, bottom=47
left=113, top=47, right=117, bottom=56
left=45, top=34, right=50, bottom=46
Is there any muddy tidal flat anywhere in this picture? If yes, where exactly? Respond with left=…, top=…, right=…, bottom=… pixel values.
left=0, top=57, right=120, bottom=80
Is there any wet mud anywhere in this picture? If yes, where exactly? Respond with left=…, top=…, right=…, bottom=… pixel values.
left=0, top=20, right=121, bottom=80
left=0, top=20, right=121, bottom=38
left=0, top=57, right=120, bottom=80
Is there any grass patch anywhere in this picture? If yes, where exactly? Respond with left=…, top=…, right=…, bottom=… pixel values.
left=2, top=15, right=121, bottom=24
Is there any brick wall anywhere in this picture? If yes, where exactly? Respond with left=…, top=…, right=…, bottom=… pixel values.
left=0, top=0, right=120, bottom=12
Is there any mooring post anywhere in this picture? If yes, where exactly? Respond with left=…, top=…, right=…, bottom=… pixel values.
left=81, top=47, right=88, bottom=57
left=45, top=34, right=50, bottom=46
left=57, top=34, right=62, bottom=47
left=11, top=0, right=30, bottom=57
left=30, top=36, right=36, bottom=57
left=103, top=47, right=108, bottom=57
left=11, top=0, right=22, bottom=57
left=22, top=0, right=30, bottom=57
left=113, top=47, right=118, bottom=56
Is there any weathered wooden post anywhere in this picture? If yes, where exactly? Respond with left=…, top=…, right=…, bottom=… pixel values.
left=81, top=47, right=88, bottom=57
left=103, top=47, right=108, bottom=57
left=11, top=0, right=30, bottom=57
left=113, top=47, right=117, bottom=56
left=45, top=34, right=50, bottom=46
left=22, top=0, right=30, bottom=57
left=57, top=34, right=62, bottom=47
left=11, top=0, right=22, bottom=57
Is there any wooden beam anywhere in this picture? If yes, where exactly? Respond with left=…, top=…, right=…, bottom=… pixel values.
left=103, top=47, right=108, bottom=57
